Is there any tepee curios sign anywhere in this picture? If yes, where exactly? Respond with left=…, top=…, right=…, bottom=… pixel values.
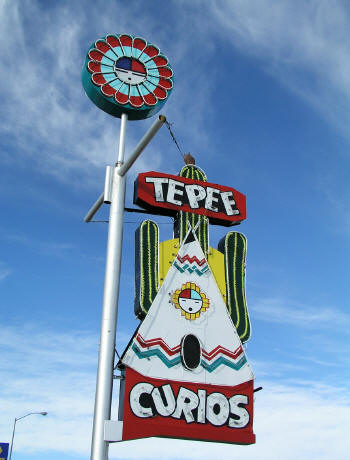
left=82, top=33, right=256, bottom=459
left=113, top=164, right=255, bottom=444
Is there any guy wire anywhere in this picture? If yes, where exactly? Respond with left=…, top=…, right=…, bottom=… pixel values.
left=164, top=120, right=186, bottom=160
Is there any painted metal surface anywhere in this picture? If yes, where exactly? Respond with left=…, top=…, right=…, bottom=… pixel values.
left=116, top=163, right=255, bottom=444
left=82, top=34, right=173, bottom=120
left=123, top=229, right=253, bottom=386
left=118, top=228, right=255, bottom=444
left=134, top=170, right=246, bottom=225
left=119, top=367, right=255, bottom=444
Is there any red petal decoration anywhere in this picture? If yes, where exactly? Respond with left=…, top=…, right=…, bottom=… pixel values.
left=95, top=40, right=110, bottom=53
left=158, top=78, right=172, bottom=90
left=129, top=96, right=144, bottom=108
left=119, top=34, right=132, bottom=47
left=153, top=86, right=167, bottom=100
left=143, top=45, right=159, bottom=58
left=143, top=93, right=157, bottom=106
left=106, top=35, right=121, bottom=48
left=153, top=56, right=168, bottom=66
left=133, top=38, right=146, bottom=51
left=87, top=61, right=101, bottom=74
left=157, top=67, right=173, bottom=78
left=88, top=49, right=104, bottom=62
left=101, top=84, right=116, bottom=97
left=115, top=91, right=129, bottom=105
left=92, top=73, right=106, bottom=86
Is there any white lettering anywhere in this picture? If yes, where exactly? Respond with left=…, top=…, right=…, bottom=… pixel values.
left=172, top=387, right=199, bottom=423
left=185, top=184, right=206, bottom=209
left=229, top=394, right=250, bottom=428
left=129, top=382, right=251, bottom=429
left=221, top=191, right=239, bottom=216
left=205, top=187, right=220, bottom=212
left=129, top=382, right=154, bottom=418
left=167, top=179, right=184, bottom=206
left=152, top=384, right=176, bottom=416
left=197, top=389, right=206, bottom=424
left=145, top=177, right=169, bottom=202
left=206, top=392, right=230, bottom=426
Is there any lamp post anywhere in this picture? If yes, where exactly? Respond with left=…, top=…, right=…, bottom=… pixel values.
left=9, top=411, right=47, bottom=460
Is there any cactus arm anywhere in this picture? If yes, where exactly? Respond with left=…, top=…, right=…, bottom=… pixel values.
left=134, top=220, right=159, bottom=319
left=218, top=231, right=251, bottom=343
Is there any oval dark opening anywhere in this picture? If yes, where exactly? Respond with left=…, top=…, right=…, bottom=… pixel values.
left=181, top=334, right=201, bottom=370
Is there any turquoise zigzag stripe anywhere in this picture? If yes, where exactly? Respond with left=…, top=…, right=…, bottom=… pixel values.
left=173, top=261, right=209, bottom=276
left=132, top=342, right=247, bottom=373
left=132, top=343, right=181, bottom=368
left=201, top=355, right=247, bottom=373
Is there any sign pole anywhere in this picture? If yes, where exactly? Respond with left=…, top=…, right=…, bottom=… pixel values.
left=90, top=113, right=128, bottom=460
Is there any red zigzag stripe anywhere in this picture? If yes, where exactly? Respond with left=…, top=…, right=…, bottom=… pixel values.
left=176, top=254, right=207, bottom=266
left=136, top=334, right=243, bottom=361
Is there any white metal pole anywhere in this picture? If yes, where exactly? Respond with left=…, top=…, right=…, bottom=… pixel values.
left=90, top=113, right=128, bottom=460
left=8, top=418, right=17, bottom=460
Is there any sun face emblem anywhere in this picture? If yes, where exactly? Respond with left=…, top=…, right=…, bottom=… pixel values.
left=82, top=34, right=173, bottom=120
left=172, top=282, right=210, bottom=320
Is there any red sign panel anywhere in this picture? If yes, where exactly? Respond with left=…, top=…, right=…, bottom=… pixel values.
left=120, top=368, right=255, bottom=444
left=134, top=171, right=246, bottom=226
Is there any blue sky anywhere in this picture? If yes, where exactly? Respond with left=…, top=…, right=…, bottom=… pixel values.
left=1, top=0, right=350, bottom=459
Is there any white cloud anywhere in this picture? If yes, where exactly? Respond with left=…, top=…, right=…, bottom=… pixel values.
left=204, top=0, right=350, bottom=138
left=0, top=262, right=12, bottom=281
left=251, top=296, right=350, bottom=329
left=0, top=230, right=76, bottom=259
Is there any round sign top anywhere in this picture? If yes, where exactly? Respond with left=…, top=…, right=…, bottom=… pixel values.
left=82, top=34, right=174, bottom=120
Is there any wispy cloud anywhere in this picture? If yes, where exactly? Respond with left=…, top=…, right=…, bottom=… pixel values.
left=251, top=296, right=350, bottom=329
left=203, top=0, right=350, bottom=138
left=0, top=230, right=75, bottom=258
left=0, top=261, right=12, bottom=281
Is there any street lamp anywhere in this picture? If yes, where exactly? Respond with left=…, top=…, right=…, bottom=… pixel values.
left=9, top=411, right=48, bottom=460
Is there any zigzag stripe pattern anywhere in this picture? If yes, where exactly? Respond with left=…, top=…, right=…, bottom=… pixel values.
left=136, top=333, right=180, bottom=356
left=132, top=334, right=246, bottom=372
left=176, top=254, right=207, bottom=266
left=173, top=261, right=209, bottom=276
left=132, top=343, right=181, bottom=368
left=201, top=355, right=247, bottom=373
left=202, top=344, right=243, bottom=361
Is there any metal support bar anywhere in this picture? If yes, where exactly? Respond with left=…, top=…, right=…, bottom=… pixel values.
left=118, top=114, right=166, bottom=176
left=84, top=114, right=166, bottom=223
left=84, top=192, right=104, bottom=223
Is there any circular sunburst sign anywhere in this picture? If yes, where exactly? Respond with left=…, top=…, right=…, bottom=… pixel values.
left=82, top=34, right=174, bottom=120
left=172, top=282, right=210, bottom=320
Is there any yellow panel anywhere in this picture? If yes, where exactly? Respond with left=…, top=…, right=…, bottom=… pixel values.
left=208, top=247, right=226, bottom=303
left=159, top=238, right=179, bottom=287
left=159, top=239, right=226, bottom=303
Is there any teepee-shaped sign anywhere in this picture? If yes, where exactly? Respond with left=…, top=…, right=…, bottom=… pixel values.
left=116, top=228, right=255, bottom=444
